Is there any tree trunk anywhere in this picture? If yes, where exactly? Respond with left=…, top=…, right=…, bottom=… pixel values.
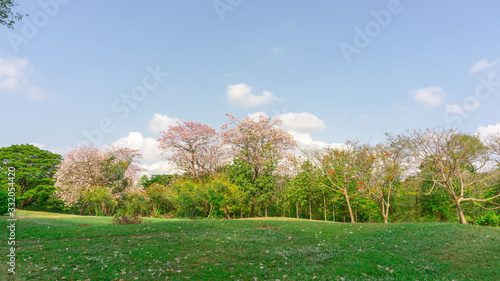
left=223, top=205, right=230, bottom=219
left=332, top=203, right=335, bottom=222
left=309, top=197, right=312, bottom=220
left=79, top=202, right=87, bottom=216
left=265, top=207, right=268, bottom=217
left=456, top=200, right=467, bottom=224
left=323, top=194, right=327, bottom=221
left=250, top=197, right=256, bottom=217
left=240, top=206, right=243, bottom=219
left=296, top=201, right=299, bottom=219
left=344, top=191, right=355, bottom=223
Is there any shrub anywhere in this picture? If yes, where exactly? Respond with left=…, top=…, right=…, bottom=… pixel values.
left=85, top=186, right=118, bottom=216
left=124, top=190, right=149, bottom=216
left=169, top=180, right=205, bottom=218
left=112, top=214, right=143, bottom=225
left=0, top=189, right=9, bottom=215
left=475, top=211, right=500, bottom=227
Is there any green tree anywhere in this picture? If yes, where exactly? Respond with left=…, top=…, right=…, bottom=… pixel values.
left=1, top=0, right=25, bottom=29
left=391, top=128, right=500, bottom=224
left=227, top=158, right=277, bottom=217
left=0, top=144, right=62, bottom=209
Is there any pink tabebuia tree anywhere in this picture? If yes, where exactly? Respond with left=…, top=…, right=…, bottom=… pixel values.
left=55, top=144, right=143, bottom=215
left=221, top=114, right=297, bottom=216
left=157, top=121, right=229, bottom=179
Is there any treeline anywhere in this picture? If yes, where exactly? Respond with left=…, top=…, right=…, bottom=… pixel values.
left=1, top=116, right=500, bottom=226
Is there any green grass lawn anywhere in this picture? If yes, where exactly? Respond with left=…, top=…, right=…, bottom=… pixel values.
left=1, top=211, right=499, bottom=280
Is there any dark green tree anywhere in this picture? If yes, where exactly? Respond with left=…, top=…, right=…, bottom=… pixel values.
left=0, top=144, right=62, bottom=209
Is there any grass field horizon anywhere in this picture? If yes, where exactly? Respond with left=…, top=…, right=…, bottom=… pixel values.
left=2, top=210, right=499, bottom=280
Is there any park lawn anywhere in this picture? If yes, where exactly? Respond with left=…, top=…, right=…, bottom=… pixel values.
left=1, top=211, right=499, bottom=280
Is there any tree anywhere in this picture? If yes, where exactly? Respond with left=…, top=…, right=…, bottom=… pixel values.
left=54, top=144, right=143, bottom=215
left=140, top=174, right=174, bottom=189
left=1, top=0, right=25, bottom=29
left=390, top=128, right=500, bottom=224
left=305, top=142, right=371, bottom=223
left=0, top=144, right=62, bottom=209
left=360, top=143, right=407, bottom=223
left=157, top=121, right=228, bottom=179
left=221, top=114, right=297, bottom=217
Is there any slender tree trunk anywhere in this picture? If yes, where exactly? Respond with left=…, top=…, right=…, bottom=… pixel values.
left=265, top=207, right=268, bottom=218
left=250, top=197, right=256, bottom=217
left=309, top=197, right=312, bottom=220
left=296, top=201, right=299, bottom=219
left=332, top=203, right=335, bottom=222
left=456, top=200, right=467, bottom=224
left=323, top=193, right=327, bottom=221
left=344, top=191, right=355, bottom=223
left=240, top=206, right=243, bottom=219
left=79, top=202, right=87, bottom=216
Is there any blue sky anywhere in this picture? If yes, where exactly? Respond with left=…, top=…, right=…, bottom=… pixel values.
left=1, top=0, right=500, bottom=174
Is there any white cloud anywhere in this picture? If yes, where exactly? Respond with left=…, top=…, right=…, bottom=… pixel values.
left=470, top=58, right=500, bottom=74
left=0, top=56, right=28, bottom=91
left=30, top=142, right=46, bottom=149
left=274, top=112, right=325, bottom=132
left=112, top=132, right=182, bottom=176
left=139, top=161, right=179, bottom=177
left=27, top=87, right=47, bottom=100
left=445, top=104, right=464, bottom=114
left=270, top=47, right=283, bottom=54
left=112, top=132, right=165, bottom=163
left=248, top=112, right=269, bottom=120
left=410, top=87, right=446, bottom=108
left=477, top=123, right=500, bottom=140
left=148, top=113, right=181, bottom=133
left=0, top=56, right=47, bottom=100
left=288, top=130, right=345, bottom=151
left=226, top=83, right=281, bottom=108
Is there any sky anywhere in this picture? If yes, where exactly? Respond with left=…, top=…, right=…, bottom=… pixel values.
left=1, top=0, right=500, bottom=175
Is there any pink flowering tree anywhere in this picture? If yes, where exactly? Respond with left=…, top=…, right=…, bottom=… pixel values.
left=54, top=144, right=143, bottom=215
left=157, top=121, right=228, bottom=179
left=221, top=114, right=297, bottom=217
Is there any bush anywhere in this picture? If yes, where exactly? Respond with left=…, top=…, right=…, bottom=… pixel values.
left=0, top=189, right=9, bottom=215
left=85, top=186, right=118, bottom=216
left=112, top=214, right=143, bottom=225
left=475, top=211, right=500, bottom=227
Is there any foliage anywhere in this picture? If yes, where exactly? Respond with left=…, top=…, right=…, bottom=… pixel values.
left=389, top=128, right=500, bottom=224
left=111, top=213, right=143, bottom=225
left=475, top=211, right=500, bottom=227
left=168, top=180, right=205, bottom=218
left=0, top=0, right=25, bottom=29
left=141, top=174, right=174, bottom=189
left=145, top=183, right=173, bottom=217
left=54, top=144, right=143, bottom=215
left=157, top=121, right=228, bottom=179
left=0, top=144, right=62, bottom=209
left=0, top=188, right=8, bottom=215
left=203, top=176, right=243, bottom=219
left=124, top=190, right=149, bottom=216
left=84, top=186, right=118, bottom=216
left=221, top=114, right=297, bottom=216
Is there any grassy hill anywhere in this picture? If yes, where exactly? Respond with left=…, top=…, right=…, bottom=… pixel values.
left=1, top=211, right=499, bottom=280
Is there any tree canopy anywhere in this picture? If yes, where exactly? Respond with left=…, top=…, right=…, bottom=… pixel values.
left=0, top=144, right=62, bottom=208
